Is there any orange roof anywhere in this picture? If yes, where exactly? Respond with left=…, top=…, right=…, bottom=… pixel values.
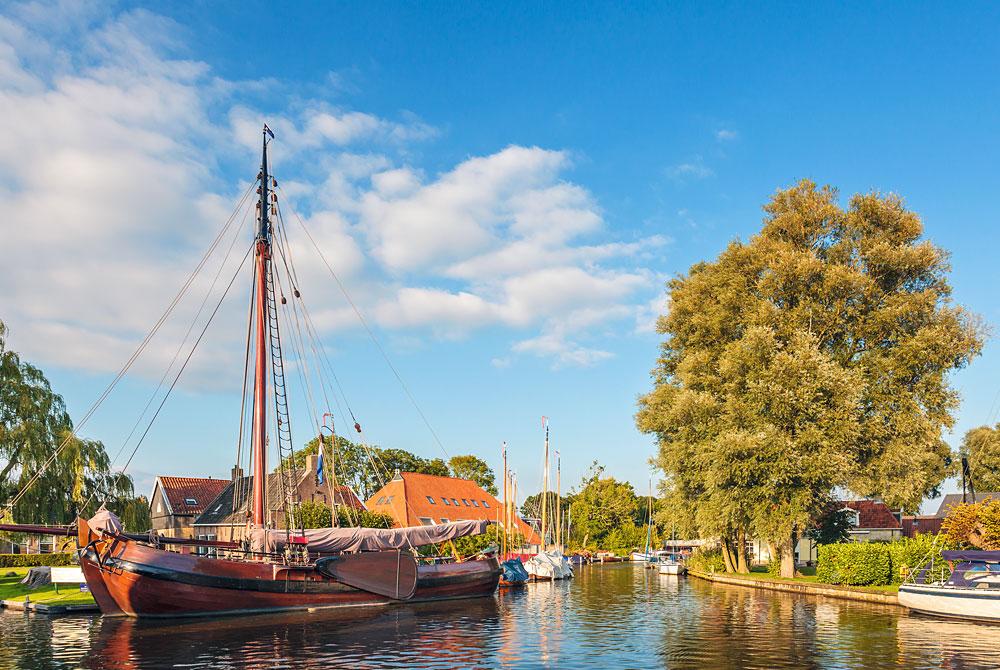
left=156, top=476, right=230, bottom=516
left=365, top=472, right=541, bottom=545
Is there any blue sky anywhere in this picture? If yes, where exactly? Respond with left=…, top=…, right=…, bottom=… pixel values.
left=2, top=2, right=998, bottom=511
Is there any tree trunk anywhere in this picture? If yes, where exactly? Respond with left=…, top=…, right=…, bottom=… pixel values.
left=736, top=528, right=749, bottom=573
left=779, top=534, right=795, bottom=578
left=720, top=536, right=737, bottom=573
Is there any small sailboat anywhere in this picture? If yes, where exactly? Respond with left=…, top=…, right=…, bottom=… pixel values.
left=498, top=442, right=528, bottom=587
left=524, top=418, right=573, bottom=581
left=633, top=479, right=657, bottom=565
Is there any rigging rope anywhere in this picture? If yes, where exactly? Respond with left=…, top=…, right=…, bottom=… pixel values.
left=276, top=189, right=453, bottom=463
left=3, top=181, right=257, bottom=515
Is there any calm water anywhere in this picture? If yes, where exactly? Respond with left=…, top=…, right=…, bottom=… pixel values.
left=2, top=564, right=999, bottom=669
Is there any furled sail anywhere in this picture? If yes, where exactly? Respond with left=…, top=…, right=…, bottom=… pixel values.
left=250, top=519, right=490, bottom=553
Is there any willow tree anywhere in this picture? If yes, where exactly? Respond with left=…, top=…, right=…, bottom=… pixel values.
left=0, top=320, right=149, bottom=530
left=959, top=424, right=1000, bottom=492
left=637, top=181, right=983, bottom=577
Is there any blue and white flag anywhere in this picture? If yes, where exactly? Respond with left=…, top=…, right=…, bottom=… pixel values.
left=316, top=448, right=325, bottom=485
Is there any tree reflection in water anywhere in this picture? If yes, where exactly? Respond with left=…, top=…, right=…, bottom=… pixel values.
left=2, top=565, right=1000, bottom=669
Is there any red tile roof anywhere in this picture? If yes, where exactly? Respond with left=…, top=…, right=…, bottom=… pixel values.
left=841, top=500, right=901, bottom=529
left=366, top=472, right=542, bottom=545
left=156, top=477, right=230, bottom=516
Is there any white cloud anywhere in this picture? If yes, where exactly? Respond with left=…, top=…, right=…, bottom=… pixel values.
left=715, top=128, right=739, bottom=142
left=667, top=156, right=714, bottom=180
left=0, top=4, right=665, bottom=376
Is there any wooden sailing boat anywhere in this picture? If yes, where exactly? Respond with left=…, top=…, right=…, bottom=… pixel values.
left=6, top=126, right=500, bottom=617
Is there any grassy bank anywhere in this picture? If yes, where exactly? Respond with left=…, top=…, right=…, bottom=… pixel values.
left=0, top=567, right=96, bottom=606
left=703, top=566, right=899, bottom=595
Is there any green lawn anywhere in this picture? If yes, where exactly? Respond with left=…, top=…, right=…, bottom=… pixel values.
left=0, top=567, right=97, bottom=606
left=720, top=565, right=900, bottom=594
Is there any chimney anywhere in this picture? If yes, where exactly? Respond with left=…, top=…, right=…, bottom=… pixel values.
left=231, top=466, right=244, bottom=482
left=305, top=454, right=319, bottom=480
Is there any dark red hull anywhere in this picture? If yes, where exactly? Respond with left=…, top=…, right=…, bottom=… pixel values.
left=78, top=521, right=500, bottom=618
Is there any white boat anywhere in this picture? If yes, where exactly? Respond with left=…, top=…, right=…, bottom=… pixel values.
left=525, top=549, right=574, bottom=580
left=658, top=558, right=685, bottom=575
left=898, top=550, right=1000, bottom=622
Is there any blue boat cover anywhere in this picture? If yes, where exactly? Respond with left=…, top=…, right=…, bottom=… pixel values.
left=501, top=558, right=529, bottom=582
left=941, top=550, right=1000, bottom=562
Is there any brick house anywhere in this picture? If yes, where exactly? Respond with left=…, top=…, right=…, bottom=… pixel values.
left=365, top=471, right=542, bottom=548
left=149, top=476, right=230, bottom=539
left=192, top=454, right=365, bottom=543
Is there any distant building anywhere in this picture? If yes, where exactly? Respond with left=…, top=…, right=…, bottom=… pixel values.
left=150, top=476, right=230, bottom=539
left=901, top=515, right=943, bottom=537
left=933, top=492, right=1000, bottom=518
left=840, top=500, right=903, bottom=542
left=366, top=471, right=542, bottom=548
left=192, top=454, right=365, bottom=544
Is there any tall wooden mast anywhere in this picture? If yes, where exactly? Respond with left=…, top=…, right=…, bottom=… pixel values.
left=541, top=416, right=549, bottom=551
left=251, top=125, right=274, bottom=527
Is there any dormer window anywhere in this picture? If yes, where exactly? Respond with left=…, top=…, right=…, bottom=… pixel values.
left=426, top=495, right=436, bottom=504
left=443, top=497, right=452, bottom=506
left=472, top=500, right=480, bottom=507
left=482, top=500, right=490, bottom=508
left=841, top=507, right=860, bottom=527
left=185, top=498, right=197, bottom=506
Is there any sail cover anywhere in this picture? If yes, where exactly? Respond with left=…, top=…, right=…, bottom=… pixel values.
left=250, top=519, right=490, bottom=554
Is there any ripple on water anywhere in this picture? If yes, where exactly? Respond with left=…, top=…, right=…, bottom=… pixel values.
left=2, top=565, right=1000, bottom=669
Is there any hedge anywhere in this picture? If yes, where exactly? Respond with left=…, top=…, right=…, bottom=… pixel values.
left=687, top=547, right=726, bottom=573
left=817, top=536, right=948, bottom=586
left=0, top=553, right=76, bottom=568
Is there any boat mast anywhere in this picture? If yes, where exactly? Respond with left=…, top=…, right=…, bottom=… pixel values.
left=251, top=125, right=274, bottom=527
left=555, top=451, right=561, bottom=550
left=541, top=416, right=549, bottom=551
left=502, top=441, right=508, bottom=559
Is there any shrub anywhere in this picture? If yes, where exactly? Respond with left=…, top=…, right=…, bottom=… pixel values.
left=766, top=558, right=782, bottom=578
left=886, top=534, right=946, bottom=585
left=0, top=553, right=75, bottom=567
left=687, top=547, right=726, bottom=573
left=816, top=542, right=891, bottom=585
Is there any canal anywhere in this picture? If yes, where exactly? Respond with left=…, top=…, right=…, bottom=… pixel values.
left=2, top=564, right=998, bottom=669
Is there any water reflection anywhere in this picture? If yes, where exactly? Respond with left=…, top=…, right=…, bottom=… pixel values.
left=2, top=565, right=999, bottom=669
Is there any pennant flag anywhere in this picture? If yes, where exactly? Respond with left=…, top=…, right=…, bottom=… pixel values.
left=316, top=448, right=325, bottom=485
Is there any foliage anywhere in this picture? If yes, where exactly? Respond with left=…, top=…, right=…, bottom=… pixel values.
left=637, top=181, right=984, bottom=576
left=803, top=505, right=853, bottom=545
left=292, top=500, right=394, bottom=529
left=958, top=424, right=1000, bottom=492
left=817, top=542, right=893, bottom=586
left=0, top=553, right=75, bottom=567
left=766, top=558, right=782, bottom=578
left=287, top=436, right=449, bottom=501
left=687, top=547, right=726, bottom=573
left=886, top=534, right=951, bottom=585
left=941, top=498, right=1000, bottom=549
left=603, top=522, right=647, bottom=555
left=565, top=462, right=642, bottom=550
left=448, top=455, right=497, bottom=495
left=0, top=320, right=149, bottom=529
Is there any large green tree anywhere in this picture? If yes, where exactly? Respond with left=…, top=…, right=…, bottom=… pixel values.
left=566, top=463, right=642, bottom=550
left=637, top=181, right=983, bottom=577
left=448, top=454, right=497, bottom=495
left=959, top=424, right=1000, bottom=492
left=0, top=321, right=149, bottom=531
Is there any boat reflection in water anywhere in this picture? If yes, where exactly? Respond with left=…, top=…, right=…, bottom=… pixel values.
left=5, top=564, right=1000, bottom=669
left=91, top=597, right=504, bottom=670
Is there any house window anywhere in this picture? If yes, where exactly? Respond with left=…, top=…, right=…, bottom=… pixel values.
left=452, top=498, right=460, bottom=505
left=440, top=518, right=450, bottom=524
left=443, top=498, right=451, bottom=505
left=482, top=501, right=490, bottom=508
left=185, top=498, right=197, bottom=506
left=39, top=536, right=54, bottom=554
left=461, top=499, right=470, bottom=506
left=426, top=496, right=436, bottom=504
left=418, top=517, right=434, bottom=526
left=386, top=496, right=394, bottom=503
left=472, top=500, right=479, bottom=507
left=376, top=496, right=386, bottom=505
left=196, top=534, right=217, bottom=557
left=156, top=501, right=163, bottom=514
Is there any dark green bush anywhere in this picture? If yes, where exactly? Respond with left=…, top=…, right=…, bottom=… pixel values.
left=687, top=547, right=726, bottom=573
left=0, top=553, right=75, bottom=567
left=766, top=558, right=782, bottom=577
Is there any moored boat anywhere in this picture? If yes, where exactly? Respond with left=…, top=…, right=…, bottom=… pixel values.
left=898, top=550, right=1000, bottom=622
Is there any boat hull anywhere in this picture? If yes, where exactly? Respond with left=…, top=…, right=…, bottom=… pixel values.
left=658, top=562, right=684, bottom=575
left=78, top=521, right=500, bottom=618
left=899, top=584, right=1000, bottom=623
